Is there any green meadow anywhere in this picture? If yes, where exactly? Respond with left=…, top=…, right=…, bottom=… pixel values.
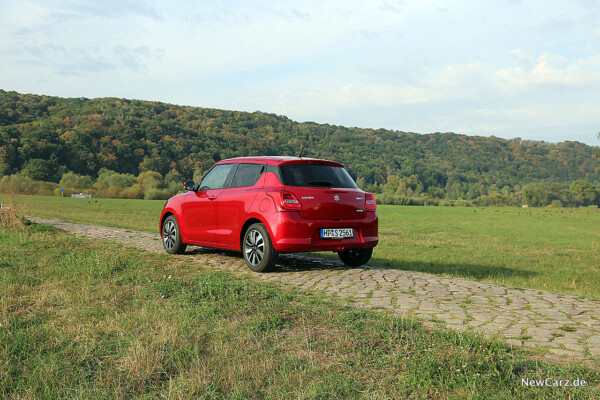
left=1, top=221, right=598, bottom=398
left=12, top=194, right=600, bottom=298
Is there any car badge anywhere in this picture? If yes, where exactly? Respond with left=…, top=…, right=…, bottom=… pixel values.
left=334, top=195, right=340, bottom=201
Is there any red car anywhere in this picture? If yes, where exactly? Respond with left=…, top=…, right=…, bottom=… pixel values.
left=159, top=156, right=378, bottom=272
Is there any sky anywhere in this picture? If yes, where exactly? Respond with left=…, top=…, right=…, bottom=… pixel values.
left=1, top=0, right=599, bottom=145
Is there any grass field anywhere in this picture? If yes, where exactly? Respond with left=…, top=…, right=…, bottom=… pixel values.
left=11, top=194, right=600, bottom=298
left=1, top=221, right=598, bottom=398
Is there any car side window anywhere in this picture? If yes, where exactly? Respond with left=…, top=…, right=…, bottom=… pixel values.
left=229, top=163, right=264, bottom=188
left=198, top=164, right=234, bottom=190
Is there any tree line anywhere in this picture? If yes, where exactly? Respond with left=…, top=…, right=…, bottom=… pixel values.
left=1, top=90, right=599, bottom=206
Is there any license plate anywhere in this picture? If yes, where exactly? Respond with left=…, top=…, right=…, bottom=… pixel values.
left=320, top=228, right=354, bottom=239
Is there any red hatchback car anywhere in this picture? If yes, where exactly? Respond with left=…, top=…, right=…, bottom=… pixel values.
left=159, top=156, right=378, bottom=272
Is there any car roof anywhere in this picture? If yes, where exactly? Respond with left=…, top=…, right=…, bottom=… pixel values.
left=216, top=156, right=344, bottom=167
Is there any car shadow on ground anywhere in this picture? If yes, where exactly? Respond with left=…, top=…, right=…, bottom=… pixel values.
left=184, top=247, right=536, bottom=279
left=184, top=246, right=362, bottom=272
left=369, top=257, right=536, bottom=280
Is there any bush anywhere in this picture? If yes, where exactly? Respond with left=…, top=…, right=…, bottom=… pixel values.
left=97, top=168, right=136, bottom=188
left=137, top=170, right=164, bottom=192
left=0, top=174, right=35, bottom=194
left=166, top=181, right=184, bottom=196
left=59, top=172, right=93, bottom=189
left=35, top=182, right=59, bottom=196
left=549, top=200, right=563, bottom=208
left=144, top=188, right=170, bottom=200
left=104, top=187, right=123, bottom=198
left=375, top=193, right=393, bottom=205
left=120, top=184, right=144, bottom=199
left=165, top=169, right=184, bottom=186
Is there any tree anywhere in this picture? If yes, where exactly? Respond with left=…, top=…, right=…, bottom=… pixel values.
left=165, top=169, right=184, bottom=195
left=0, top=163, right=9, bottom=177
left=569, top=180, right=599, bottom=206
left=383, top=175, right=401, bottom=196
left=97, top=168, right=136, bottom=188
left=521, top=183, right=551, bottom=207
left=137, top=170, right=163, bottom=192
left=1, top=90, right=600, bottom=203
left=59, top=172, right=93, bottom=189
left=596, top=132, right=600, bottom=171
left=21, top=158, right=59, bottom=182
left=355, top=177, right=366, bottom=190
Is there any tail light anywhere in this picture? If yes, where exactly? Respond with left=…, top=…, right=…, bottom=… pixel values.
left=365, top=193, right=376, bottom=211
left=268, top=191, right=302, bottom=211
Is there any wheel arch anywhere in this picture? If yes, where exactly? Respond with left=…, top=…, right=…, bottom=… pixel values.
left=239, top=216, right=270, bottom=252
left=160, top=211, right=175, bottom=237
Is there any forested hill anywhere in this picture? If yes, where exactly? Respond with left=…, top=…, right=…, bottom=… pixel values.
left=1, top=89, right=599, bottom=204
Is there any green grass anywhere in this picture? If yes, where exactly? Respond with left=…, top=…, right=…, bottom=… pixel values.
left=13, top=194, right=166, bottom=232
left=370, top=206, right=600, bottom=298
left=13, top=194, right=600, bottom=298
left=1, top=223, right=599, bottom=399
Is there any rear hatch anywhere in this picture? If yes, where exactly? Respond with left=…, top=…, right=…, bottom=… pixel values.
left=279, top=162, right=366, bottom=220
left=291, top=187, right=367, bottom=220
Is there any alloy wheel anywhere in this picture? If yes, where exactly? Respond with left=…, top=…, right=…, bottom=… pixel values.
left=245, top=229, right=265, bottom=266
left=163, top=220, right=176, bottom=250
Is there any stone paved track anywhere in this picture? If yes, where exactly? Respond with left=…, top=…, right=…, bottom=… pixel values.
left=32, top=217, right=600, bottom=363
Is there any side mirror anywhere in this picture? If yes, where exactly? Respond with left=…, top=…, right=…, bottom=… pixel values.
left=183, top=180, right=196, bottom=191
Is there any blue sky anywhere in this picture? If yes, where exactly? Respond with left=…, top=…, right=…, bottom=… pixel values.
left=1, top=0, right=599, bottom=145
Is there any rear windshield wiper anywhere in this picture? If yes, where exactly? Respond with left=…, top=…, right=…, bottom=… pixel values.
left=307, top=181, right=333, bottom=187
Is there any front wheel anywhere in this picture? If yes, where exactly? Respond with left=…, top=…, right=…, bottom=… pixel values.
left=162, top=215, right=187, bottom=254
left=338, top=248, right=373, bottom=267
left=243, top=223, right=278, bottom=272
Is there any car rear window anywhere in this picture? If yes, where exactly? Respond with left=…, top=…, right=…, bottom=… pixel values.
left=279, top=164, right=357, bottom=188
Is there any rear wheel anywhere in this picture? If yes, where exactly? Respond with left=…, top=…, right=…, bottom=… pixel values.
left=243, top=223, right=278, bottom=272
left=162, top=215, right=187, bottom=254
left=338, top=248, right=373, bottom=267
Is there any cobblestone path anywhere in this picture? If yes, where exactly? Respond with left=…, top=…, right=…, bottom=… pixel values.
left=32, top=217, right=600, bottom=364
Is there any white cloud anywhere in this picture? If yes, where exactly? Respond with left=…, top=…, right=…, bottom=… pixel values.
left=494, top=51, right=600, bottom=89
left=270, top=61, right=489, bottom=119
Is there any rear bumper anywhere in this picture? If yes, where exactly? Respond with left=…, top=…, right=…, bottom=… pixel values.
left=267, top=211, right=378, bottom=253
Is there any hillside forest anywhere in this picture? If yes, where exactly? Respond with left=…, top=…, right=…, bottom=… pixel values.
left=1, top=90, right=599, bottom=207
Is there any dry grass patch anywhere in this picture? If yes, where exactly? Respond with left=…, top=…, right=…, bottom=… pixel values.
left=0, top=195, right=25, bottom=230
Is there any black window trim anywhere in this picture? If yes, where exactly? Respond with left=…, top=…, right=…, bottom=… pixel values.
left=223, top=163, right=239, bottom=189
left=267, top=164, right=282, bottom=183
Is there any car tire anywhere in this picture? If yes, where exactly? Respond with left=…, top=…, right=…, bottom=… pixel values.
left=162, top=215, right=187, bottom=254
left=338, top=248, right=373, bottom=267
left=243, top=223, right=278, bottom=272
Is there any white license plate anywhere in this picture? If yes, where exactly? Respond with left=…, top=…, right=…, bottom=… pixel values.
left=320, top=228, right=354, bottom=239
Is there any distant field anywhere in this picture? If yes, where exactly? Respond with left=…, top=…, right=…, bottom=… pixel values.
left=12, top=194, right=600, bottom=298
left=13, top=194, right=166, bottom=232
